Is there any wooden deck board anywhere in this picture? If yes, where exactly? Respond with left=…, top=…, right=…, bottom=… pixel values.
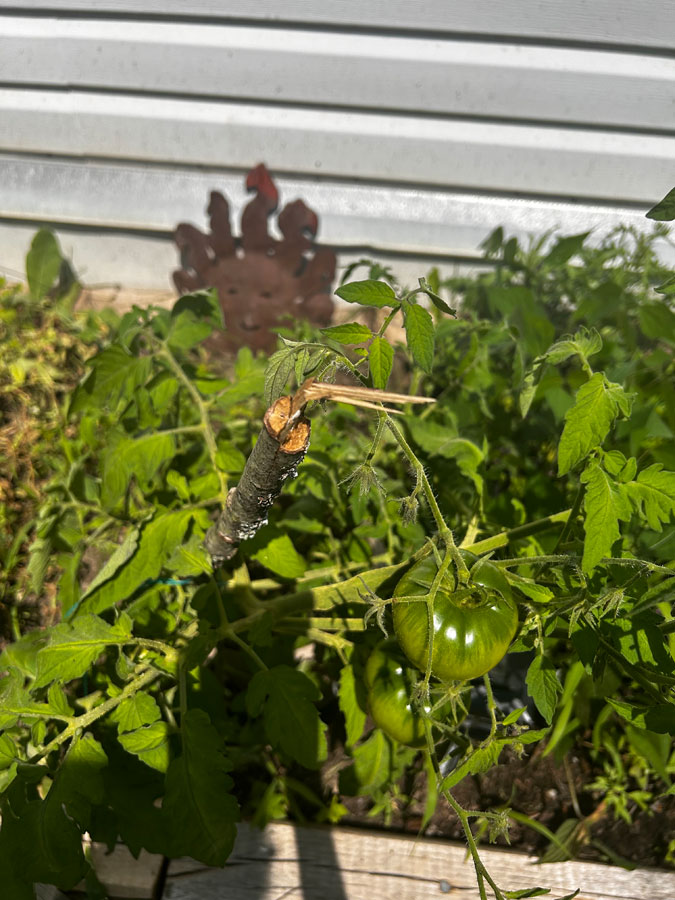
left=163, top=822, right=675, bottom=900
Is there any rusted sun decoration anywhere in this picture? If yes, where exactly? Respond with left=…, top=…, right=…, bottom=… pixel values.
left=173, top=164, right=336, bottom=354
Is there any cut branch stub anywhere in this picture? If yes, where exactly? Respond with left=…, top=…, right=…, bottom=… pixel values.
left=173, top=163, right=336, bottom=353
left=204, top=396, right=311, bottom=566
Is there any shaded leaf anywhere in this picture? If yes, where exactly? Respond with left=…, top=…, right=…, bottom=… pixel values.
left=646, top=187, right=675, bottom=221
left=163, top=709, right=239, bottom=865
left=26, top=229, right=62, bottom=300
left=526, top=656, right=561, bottom=724
left=247, top=666, right=327, bottom=769
left=34, top=614, right=133, bottom=688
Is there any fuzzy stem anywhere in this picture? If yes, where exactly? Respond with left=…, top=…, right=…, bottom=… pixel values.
left=29, top=667, right=161, bottom=763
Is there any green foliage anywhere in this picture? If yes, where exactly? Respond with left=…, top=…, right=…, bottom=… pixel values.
left=1, top=222, right=675, bottom=897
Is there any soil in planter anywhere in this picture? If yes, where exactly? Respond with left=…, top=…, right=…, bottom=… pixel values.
left=335, top=737, right=675, bottom=870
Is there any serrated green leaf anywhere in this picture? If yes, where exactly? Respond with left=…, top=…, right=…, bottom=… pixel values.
left=321, top=322, right=373, bottom=343
left=558, top=373, right=626, bottom=475
left=335, top=279, right=397, bottom=308
left=109, top=692, right=161, bottom=733
left=526, top=656, right=561, bottom=724
left=338, top=664, right=367, bottom=748
left=0, top=734, right=16, bottom=769
left=167, top=309, right=213, bottom=349
left=34, top=614, right=133, bottom=688
left=407, top=418, right=483, bottom=496
left=118, top=721, right=171, bottom=772
left=26, top=228, right=62, bottom=300
left=341, top=730, right=391, bottom=795
left=417, top=277, right=456, bottom=316
left=403, top=303, right=435, bottom=373
left=502, top=707, right=528, bottom=726
left=77, top=511, right=193, bottom=616
left=0, top=668, right=63, bottom=731
left=646, top=187, right=675, bottom=221
left=368, top=337, right=394, bottom=389
left=580, top=461, right=632, bottom=573
left=215, top=441, right=246, bottom=473
left=163, top=709, right=239, bottom=866
left=250, top=532, right=306, bottom=578
left=543, top=231, right=590, bottom=266
left=625, top=464, right=675, bottom=531
left=638, top=301, right=675, bottom=344
left=608, top=698, right=675, bottom=734
left=102, top=431, right=176, bottom=508
left=264, top=347, right=295, bottom=404
left=69, top=345, right=152, bottom=415
left=76, top=527, right=140, bottom=608
left=247, top=666, right=327, bottom=769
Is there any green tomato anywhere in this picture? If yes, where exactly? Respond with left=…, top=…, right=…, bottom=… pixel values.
left=392, top=552, right=518, bottom=682
left=364, top=643, right=430, bottom=747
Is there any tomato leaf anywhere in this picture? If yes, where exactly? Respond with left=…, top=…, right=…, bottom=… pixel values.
left=526, top=656, right=561, bottom=724
left=109, top=692, right=161, bottom=733
left=403, top=303, right=435, bottom=374
left=607, top=699, right=675, bottom=735
left=247, top=666, right=327, bottom=769
left=163, top=709, right=239, bottom=866
left=368, top=336, right=394, bottom=389
left=580, top=460, right=632, bottom=573
left=321, top=322, right=373, bottom=344
left=249, top=531, right=306, bottom=579
left=625, top=464, right=675, bottom=531
left=338, top=664, right=367, bottom=748
left=336, top=279, right=397, bottom=308
left=646, top=187, right=675, bottom=221
left=558, top=373, right=632, bottom=475
left=26, top=228, right=62, bottom=300
left=76, top=511, right=193, bottom=616
left=118, top=721, right=171, bottom=772
left=34, top=614, right=133, bottom=689
left=340, top=730, right=391, bottom=795
left=264, top=346, right=295, bottom=404
left=542, top=231, right=590, bottom=267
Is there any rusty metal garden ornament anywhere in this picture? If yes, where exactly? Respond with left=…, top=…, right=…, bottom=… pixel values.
left=173, top=165, right=336, bottom=354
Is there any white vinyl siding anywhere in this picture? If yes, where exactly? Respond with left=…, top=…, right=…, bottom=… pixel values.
left=0, top=2, right=673, bottom=286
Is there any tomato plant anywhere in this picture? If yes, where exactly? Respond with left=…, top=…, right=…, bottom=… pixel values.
left=2, top=208, right=675, bottom=900
left=393, top=553, right=519, bottom=682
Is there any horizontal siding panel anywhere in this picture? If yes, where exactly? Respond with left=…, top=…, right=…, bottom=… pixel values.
left=2, top=18, right=674, bottom=130
left=1, top=89, right=673, bottom=204
left=1, top=154, right=671, bottom=266
left=1, top=1, right=673, bottom=49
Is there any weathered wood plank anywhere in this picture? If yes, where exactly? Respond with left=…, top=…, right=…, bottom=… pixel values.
left=2, top=17, right=673, bottom=130
left=0, top=1, right=672, bottom=49
left=1, top=91, right=673, bottom=203
left=84, top=842, right=164, bottom=899
left=163, top=821, right=675, bottom=900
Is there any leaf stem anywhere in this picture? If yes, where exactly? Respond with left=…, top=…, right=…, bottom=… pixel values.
left=29, top=666, right=161, bottom=763
left=158, top=345, right=227, bottom=500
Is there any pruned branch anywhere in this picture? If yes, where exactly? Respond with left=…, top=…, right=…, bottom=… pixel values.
left=205, top=380, right=434, bottom=566
left=205, top=396, right=311, bottom=565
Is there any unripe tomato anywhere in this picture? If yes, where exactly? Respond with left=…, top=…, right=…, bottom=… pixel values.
left=364, top=642, right=430, bottom=747
left=392, top=551, right=518, bottom=682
